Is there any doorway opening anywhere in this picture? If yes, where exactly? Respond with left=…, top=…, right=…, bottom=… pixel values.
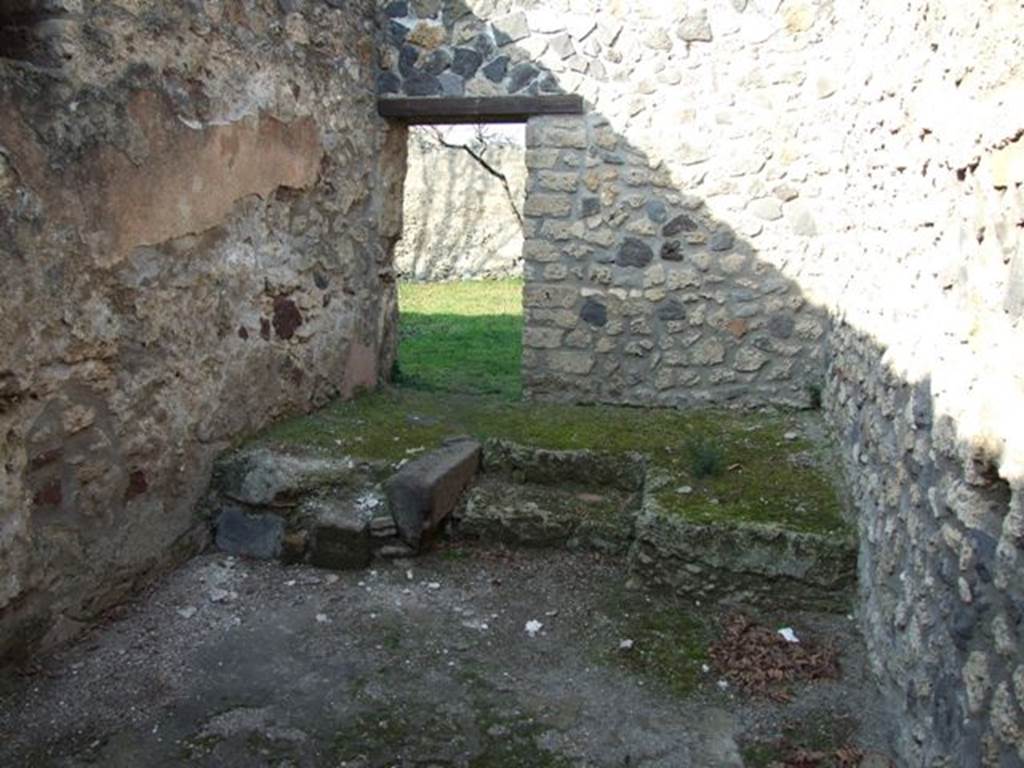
left=394, top=121, right=526, bottom=401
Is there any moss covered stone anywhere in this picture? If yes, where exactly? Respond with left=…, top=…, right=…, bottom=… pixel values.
left=242, top=388, right=856, bottom=608
left=257, top=389, right=848, bottom=529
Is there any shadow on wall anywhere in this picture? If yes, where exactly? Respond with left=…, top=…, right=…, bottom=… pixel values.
left=377, top=1, right=1024, bottom=765
left=381, top=0, right=830, bottom=411
left=396, top=128, right=525, bottom=282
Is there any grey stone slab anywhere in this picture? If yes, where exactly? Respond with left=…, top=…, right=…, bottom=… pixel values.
left=215, top=504, right=285, bottom=560
left=304, top=497, right=372, bottom=570
left=386, top=438, right=482, bottom=548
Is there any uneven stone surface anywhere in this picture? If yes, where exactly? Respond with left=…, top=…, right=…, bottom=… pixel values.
left=631, top=502, right=857, bottom=614
left=458, top=478, right=638, bottom=554
left=305, top=498, right=374, bottom=571
left=208, top=447, right=388, bottom=570
left=231, top=395, right=854, bottom=610
left=213, top=449, right=364, bottom=509
left=462, top=441, right=854, bottom=609
left=214, top=505, right=286, bottom=561
left=0, top=0, right=404, bottom=660
left=0, top=551, right=895, bottom=767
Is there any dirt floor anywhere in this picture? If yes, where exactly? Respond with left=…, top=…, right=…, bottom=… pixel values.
left=0, top=546, right=894, bottom=767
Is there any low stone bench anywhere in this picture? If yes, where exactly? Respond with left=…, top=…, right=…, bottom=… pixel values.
left=206, top=439, right=856, bottom=611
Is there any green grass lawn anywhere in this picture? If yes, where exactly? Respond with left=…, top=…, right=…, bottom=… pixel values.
left=396, top=278, right=523, bottom=400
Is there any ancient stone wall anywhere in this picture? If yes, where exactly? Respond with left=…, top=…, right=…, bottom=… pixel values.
left=0, top=0, right=405, bottom=659
left=377, top=1, right=1024, bottom=764
left=395, top=129, right=525, bottom=281
left=379, top=0, right=827, bottom=408
left=821, top=2, right=1024, bottom=765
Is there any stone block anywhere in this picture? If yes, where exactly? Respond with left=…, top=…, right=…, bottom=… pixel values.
left=527, top=118, right=588, bottom=149
left=386, top=438, right=482, bottom=548
left=525, top=149, right=560, bottom=169
left=616, top=237, right=654, bottom=267
left=213, top=448, right=358, bottom=507
left=548, top=350, right=595, bottom=375
left=524, top=326, right=564, bottom=349
left=214, top=504, right=285, bottom=560
left=677, top=11, right=712, bottom=42
left=305, top=497, right=372, bottom=570
left=536, top=172, right=580, bottom=192
left=524, top=193, right=573, bottom=218
left=524, top=284, right=577, bottom=308
left=406, top=22, right=447, bottom=49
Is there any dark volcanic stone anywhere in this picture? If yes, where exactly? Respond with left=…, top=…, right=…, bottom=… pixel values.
left=646, top=200, right=668, bottom=223
left=767, top=314, right=795, bottom=339
left=404, top=71, right=442, bottom=96
left=482, top=55, right=509, bottom=82
left=662, top=213, right=697, bottom=237
left=580, top=299, right=608, bottom=327
left=617, top=237, right=654, bottom=267
left=272, top=296, right=303, bottom=340
left=420, top=48, right=452, bottom=75
left=377, top=72, right=401, bottom=94
left=472, top=33, right=496, bottom=59
left=450, top=48, right=483, bottom=78
left=660, top=240, right=683, bottom=261
left=538, top=74, right=560, bottom=93
left=387, top=20, right=409, bottom=44
left=384, top=1, right=408, bottom=17
left=582, top=197, right=600, bottom=217
left=709, top=229, right=735, bottom=252
left=386, top=438, right=482, bottom=549
left=399, top=45, right=419, bottom=77
left=656, top=299, right=687, bottom=321
left=507, top=62, right=539, bottom=93
left=215, top=505, right=284, bottom=560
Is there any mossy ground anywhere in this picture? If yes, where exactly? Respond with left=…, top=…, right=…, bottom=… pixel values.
left=741, top=712, right=860, bottom=767
left=594, top=586, right=711, bottom=696
left=256, top=387, right=849, bottom=537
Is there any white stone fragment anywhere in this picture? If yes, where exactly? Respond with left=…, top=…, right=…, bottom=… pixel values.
left=525, top=619, right=544, bottom=637
left=778, top=627, right=800, bottom=643
left=208, top=588, right=235, bottom=604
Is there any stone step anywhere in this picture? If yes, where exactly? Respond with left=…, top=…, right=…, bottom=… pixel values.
left=630, top=505, right=857, bottom=613
left=456, top=477, right=639, bottom=554
left=209, top=441, right=482, bottom=567
left=457, top=443, right=857, bottom=611
left=207, top=441, right=856, bottom=611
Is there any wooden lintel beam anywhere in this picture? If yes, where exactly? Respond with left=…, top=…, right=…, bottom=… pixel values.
left=377, top=95, right=584, bottom=124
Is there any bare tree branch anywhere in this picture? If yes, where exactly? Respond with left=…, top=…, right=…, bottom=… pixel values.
left=426, top=125, right=524, bottom=229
